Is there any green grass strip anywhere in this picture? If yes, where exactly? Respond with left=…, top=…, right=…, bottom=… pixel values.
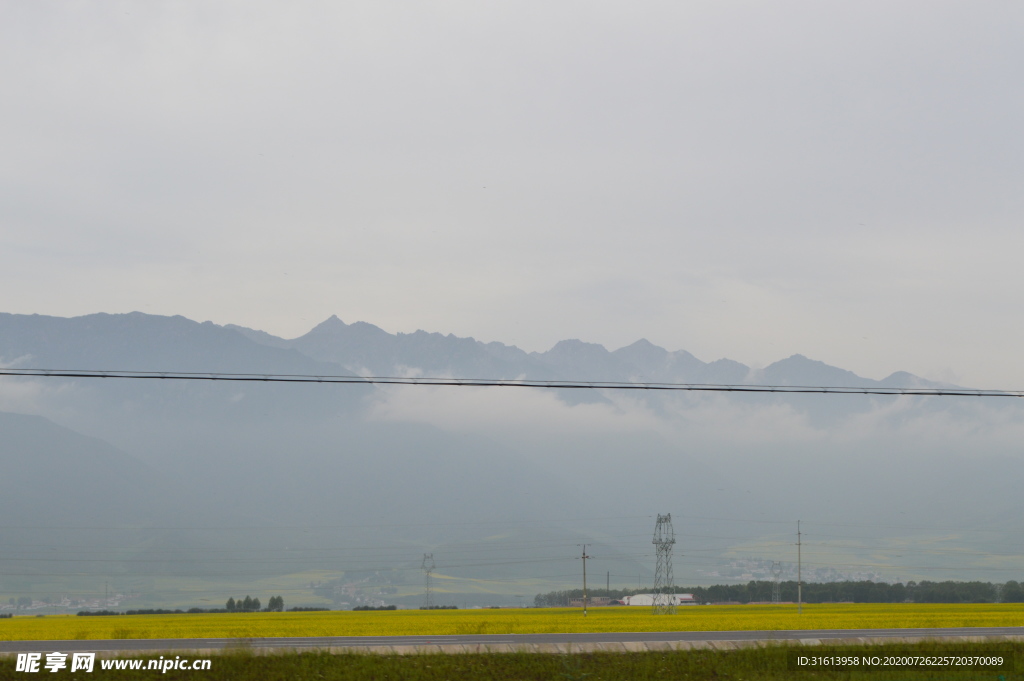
left=2, top=640, right=1022, bottom=680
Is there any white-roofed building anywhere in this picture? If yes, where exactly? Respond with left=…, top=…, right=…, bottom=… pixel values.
left=618, top=593, right=697, bottom=606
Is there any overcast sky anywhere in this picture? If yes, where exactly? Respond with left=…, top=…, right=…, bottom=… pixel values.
left=2, top=1, right=1023, bottom=387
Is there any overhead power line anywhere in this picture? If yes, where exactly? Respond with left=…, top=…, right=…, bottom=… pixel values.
left=0, top=368, right=1019, bottom=397
left=0, top=514, right=650, bottom=531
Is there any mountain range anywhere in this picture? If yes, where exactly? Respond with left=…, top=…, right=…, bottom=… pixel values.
left=227, top=313, right=938, bottom=389
left=1, top=311, right=1020, bottom=608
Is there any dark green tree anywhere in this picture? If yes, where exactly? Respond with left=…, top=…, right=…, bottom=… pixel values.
left=1003, top=581, right=1024, bottom=602
left=226, top=597, right=236, bottom=612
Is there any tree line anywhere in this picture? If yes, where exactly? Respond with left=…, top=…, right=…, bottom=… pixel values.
left=534, top=580, right=1024, bottom=606
left=226, top=595, right=284, bottom=612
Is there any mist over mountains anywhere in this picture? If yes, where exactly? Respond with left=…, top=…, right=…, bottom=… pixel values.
left=2, top=311, right=1023, bottom=607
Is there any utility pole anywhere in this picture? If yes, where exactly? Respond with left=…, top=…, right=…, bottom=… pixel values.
left=420, top=553, right=435, bottom=609
left=606, top=571, right=610, bottom=593
left=797, top=521, right=802, bottom=615
left=577, top=544, right=591, bottom=616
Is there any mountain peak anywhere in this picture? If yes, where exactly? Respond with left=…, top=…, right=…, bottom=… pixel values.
left=312, top=315, right=346, bottom=329
left=546, top=338, right=609, bottom=355
left=878, top=371, right=943, bottom=389
left=762, top=354, right=871, bottom=387
left=622, top=338, right=663, bottom=351
left=610, top=337, right=667, bottom=352
left=612, top=338, right=669, bottom=363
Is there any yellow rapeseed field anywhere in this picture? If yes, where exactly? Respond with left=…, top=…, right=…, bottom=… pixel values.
left=2, top=604, right=1024, bottom=641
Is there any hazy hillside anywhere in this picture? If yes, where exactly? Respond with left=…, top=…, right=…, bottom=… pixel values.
left=0, top=410, right=160, bottom=528
left=2, top=311, right=1023, bottom=608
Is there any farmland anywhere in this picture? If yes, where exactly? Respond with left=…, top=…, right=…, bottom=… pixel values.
left=2, top=603, right=1024, bottom=641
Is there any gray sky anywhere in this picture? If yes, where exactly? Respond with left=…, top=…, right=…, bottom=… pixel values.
left=3, top=1, right=1023, bottom=387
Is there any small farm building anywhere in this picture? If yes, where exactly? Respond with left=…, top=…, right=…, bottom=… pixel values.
left=618, top=593, right=697, bottom=606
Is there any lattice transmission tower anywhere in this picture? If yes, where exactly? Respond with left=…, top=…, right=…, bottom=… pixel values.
left=651, top=514, right=676, bottom=614
left=771, top=561, right=783, bottom=603
left=421, top=553, right=435, bottom=609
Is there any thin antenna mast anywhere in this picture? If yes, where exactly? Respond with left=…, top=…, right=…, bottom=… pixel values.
left=771, top=561, right=782, bottom=604
left=420, top=553, right=435, bottom=609
left=797, top=521, right=802, bottom=615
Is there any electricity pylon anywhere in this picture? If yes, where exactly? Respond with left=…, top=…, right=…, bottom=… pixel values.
left=421, top=553, right=435, bottom=608
left=651, top=514, right=676, bottom=614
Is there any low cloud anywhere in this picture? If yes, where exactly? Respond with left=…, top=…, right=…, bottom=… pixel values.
left=0, top=377, right=66, bottom=414
left=365, top=383, right=665, bottom=438
left=365, top=382, right=1024, bottom=460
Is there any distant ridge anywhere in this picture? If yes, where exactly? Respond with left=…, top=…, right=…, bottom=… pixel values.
left=226, top=315, right=941, bottom=389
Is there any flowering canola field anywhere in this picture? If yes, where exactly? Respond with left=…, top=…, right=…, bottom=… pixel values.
left=2, top=604, right=1024, bottom=641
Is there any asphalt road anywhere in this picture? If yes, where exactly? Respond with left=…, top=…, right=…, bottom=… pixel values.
left=3, top=627, right=1024, bottom=653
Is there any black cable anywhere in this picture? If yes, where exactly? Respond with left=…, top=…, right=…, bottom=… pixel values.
left=1, top=368, right=1017, bottom=397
